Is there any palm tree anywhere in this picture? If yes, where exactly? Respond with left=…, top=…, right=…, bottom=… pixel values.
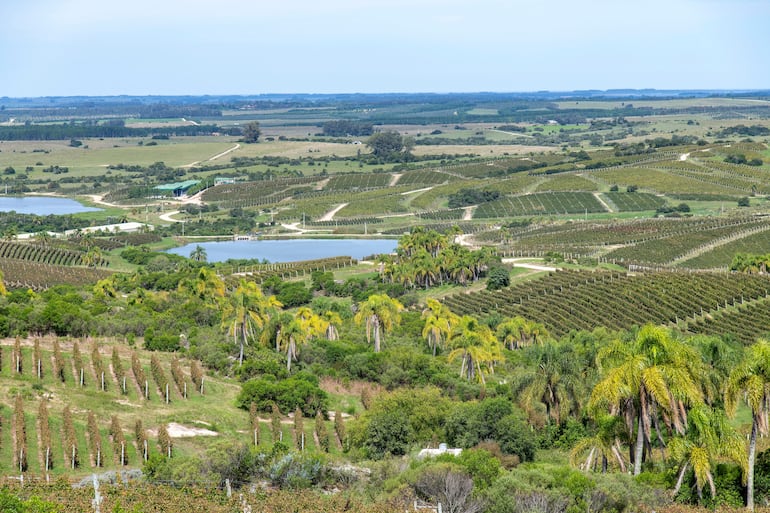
left=34, top=231, right=52, bottom=246
left=496, top=317, right=549, bottom=350
left=691, top=334, right=742, bottom=407
left=421, top=299, right=458, bottom=356
left=264, top=308, right=326, bottom=372
left=354, top=294, right=404, bottom=353
left=180, top=267, right=225, bottom=302
left=725, top=338, right=770, bottom=510
left=496, top=317, right=529, bottom=350
left=589, top=324, right=706, bottom=475
left=322, top=310, right=342, bottom=341
left=273, top=314, right=303, bottom=372
left=669, top=404, right=747, bottom=503
left=221, top=280, right=282, bottom=366
left=413, top=249, right=440, bottom=289
left=83, top=246, right=103, bottom=267
left=447, top=315, right=502, bottom=385
left=570, top=414, right=628, bottom=473
left=514, top=340, right=588, bottom=424
left=189, top=245, right=207, bottom=262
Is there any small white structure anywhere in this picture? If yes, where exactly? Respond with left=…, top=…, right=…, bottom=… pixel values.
left=417, top=443, right=462, bottom=459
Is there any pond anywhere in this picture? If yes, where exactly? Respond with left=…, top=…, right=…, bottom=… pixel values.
left=0, top=196, right=102, bottom=215
left=166, top=238, right=399, bottom=263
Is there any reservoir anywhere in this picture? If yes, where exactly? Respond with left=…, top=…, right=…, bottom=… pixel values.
left=167, top=238, right=399, bottom=263
left=0, top=196, right=102, bottom=215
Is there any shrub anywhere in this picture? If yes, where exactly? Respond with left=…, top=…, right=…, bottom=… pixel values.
left=450, top=448, right=503, bottom=489
left=144, top=328, right=180, bottom=351
left=237, top=374, right=329, bottom=417
left=269, top=452, right=327, bottom=489
left=362, top=409, right=413, bottom=458
left=445, top=398, right=536, bottom=463
left=486, top=266, right=511, bottom=290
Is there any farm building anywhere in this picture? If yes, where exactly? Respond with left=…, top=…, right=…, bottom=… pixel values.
left=154, top=180, right=200, bottom=197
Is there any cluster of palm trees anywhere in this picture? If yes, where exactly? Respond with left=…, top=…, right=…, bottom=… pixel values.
left=730, top=252, right=770, bottom=274
left=413, top=297, right=770, bottom=509
left=182, top=269, right=340, bottom=371
left=580, top=325, right=770, bottom=510
left=378, top=227, right=498, bottom=289
left=419, top=299, right=548, bottom=385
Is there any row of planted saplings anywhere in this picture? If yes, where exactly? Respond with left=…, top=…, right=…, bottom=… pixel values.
left=10, top=398, right=174, bottom=472
left=247, top=403, right=348, bottom=453
left=3, top=339, right=205, bottom=401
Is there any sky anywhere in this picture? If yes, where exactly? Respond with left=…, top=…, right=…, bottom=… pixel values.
left=1, top=0, right=768, bottom=97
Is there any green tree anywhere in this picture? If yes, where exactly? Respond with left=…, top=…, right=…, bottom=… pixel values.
left=366, top=130, right=405, bottom=159
left=242, top=121, right=261, bottom=143
left=725, top=338, right=770, bottom=510
left=496, top=317, right=529, bottom=350
left=448, top=315, right=503, bottom=384
left=271, top=307, right=326, bottom=372
left=189, top=245, right=207, bottom=262
left=222, top=280, right=281, bottom=365
left=669, top=404, right=747, bottom=503
left=486, top=266, right=510, bottom=290
left=322, top=310, right=342, bottom=341
left=513, top=340, right=588, bottom=424
left=82, top=246, right=102, bottom=267
left=179, top=267, right=225, bottom=301
left=570, top=414, right=628, bottom=473
left=354, top=294, right=404, bottom=353
left=421, top=298, right=458, bottom=356
left=589, top=324, right=706, bottom=475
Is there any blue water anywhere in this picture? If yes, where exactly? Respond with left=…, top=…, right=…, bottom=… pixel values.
left=0, top=196, right=102, bottom=215
left=166, top=239, right=398, bottom=263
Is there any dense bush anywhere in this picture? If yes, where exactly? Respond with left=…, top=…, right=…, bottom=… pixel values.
left=448, top=188, right=501, bottom=208
left=446, top=397, right=536, bottom=463
left=350, top=387, right=453, bottom=459
left=143, top=327, right=180, bottom=351
left=237, top=372, right=328, bottom=416
left=487, top=266, right=511, bottom=290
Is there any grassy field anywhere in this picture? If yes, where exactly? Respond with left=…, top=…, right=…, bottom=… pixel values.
left=0, top=335, right=358, bottom=477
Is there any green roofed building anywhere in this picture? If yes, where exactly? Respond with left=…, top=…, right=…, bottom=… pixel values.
left=154, top=180, right=200, bottom=197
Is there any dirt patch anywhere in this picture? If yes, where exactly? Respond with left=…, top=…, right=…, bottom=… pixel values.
left=147, top=422, right=219, bottom=438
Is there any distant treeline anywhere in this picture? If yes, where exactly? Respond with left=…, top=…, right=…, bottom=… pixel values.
left=1, top=103, right=221, bottom=120
left=0, top=212, right=94, bottom=233
left=322, top=120, right=373, bottom=137
left=719, top=124, right=770, bottom=137
left=0, top=124, right=229, bottom=141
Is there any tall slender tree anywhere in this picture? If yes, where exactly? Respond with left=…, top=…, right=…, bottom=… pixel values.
left=354, top=294, right=404, bottom=353
left=221, top=280, right=281, bottom=365
left=421, top=299, right=458, bottom=356
left=589, top=324, right=706, bottom=475
left=447, top=315, right=502, bottom=384
left=669, top=404, right=747, bottom=503
left=514, top=340, right=588, bottom=424
left=725, top=338, right=770, bottom=511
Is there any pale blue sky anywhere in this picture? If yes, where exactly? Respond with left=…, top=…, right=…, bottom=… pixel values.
left=1, top=0, right=768, bottom=96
